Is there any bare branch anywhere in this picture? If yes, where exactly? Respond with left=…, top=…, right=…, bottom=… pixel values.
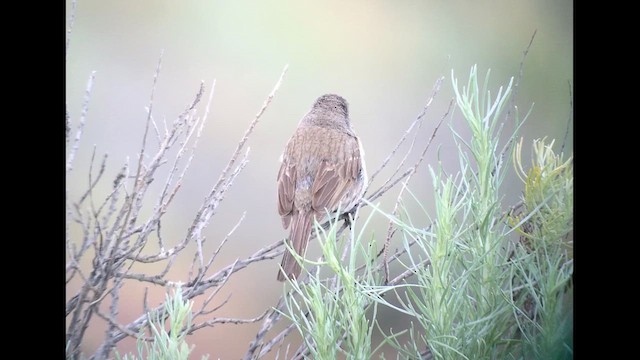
left=70, top=67, right=288, bottom=360
left=100, top=51, right=165, bottom=288
left=498, top=29, right=537, bottom=168
left=366, top=98, right=451, bottom=207
left=189, top=310, right=269, bottom=333
left=210, top=65, right=288, bottom=200
left=561, top=80, right=573, bottom=154
left=94, top=306, right=148, bottom=340
left=66, top=0, right=77, bottom=57
left=243, top=295, right=295, bottom=360
left=381, top=97, right=451, bottom=282
left=67, top=71, right=96, bottom=173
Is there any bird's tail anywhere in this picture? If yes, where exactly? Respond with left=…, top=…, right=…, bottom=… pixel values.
left=277, top=212, right=314, bottom=282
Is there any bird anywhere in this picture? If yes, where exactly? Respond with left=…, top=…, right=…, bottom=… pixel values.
left=276, top=94, right=367, bottom=281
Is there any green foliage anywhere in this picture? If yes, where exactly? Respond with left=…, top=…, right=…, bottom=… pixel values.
left=280, top=65, right=573, bottom=359
left=279, top=209, right=382, bottom=359
left=383, top=66, right=526, bottom=359
left=115, top=287, right=209, bottom=360
left=382, top=66, right=571, bottom=359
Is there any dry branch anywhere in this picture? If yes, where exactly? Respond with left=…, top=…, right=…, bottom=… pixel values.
left=66, top=61, right=290, bottom=360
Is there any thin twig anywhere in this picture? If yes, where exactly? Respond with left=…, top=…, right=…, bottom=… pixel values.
left=95, top=306, right=152, bottom=340
left=382, top=98, right=450, bottom=283
left=210, top=65, right=288, bottom=198
left=104, top=50, right=164, bottom=277
left=98, top=276, right=125, bottom=359
left=67, top=71, right=96, bottom=173
left=66, top=0, right=77, bottom=57
left=505, top=29, right=536, bottom=125
left=498, top=29, right=537, bottom=167
left=561, top=80, right=573, bottom=154
left=368, top=76, right=445, bottom=193
left=189, top=310, right=269, bottom=333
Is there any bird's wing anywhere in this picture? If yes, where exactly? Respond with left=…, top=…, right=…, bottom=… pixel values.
left=311, top=135, right=363, bottom=215
left=277, top=157, right=296, bottom=228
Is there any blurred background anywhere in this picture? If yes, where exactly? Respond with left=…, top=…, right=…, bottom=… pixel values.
left=66, top=0, right=573, bottom=358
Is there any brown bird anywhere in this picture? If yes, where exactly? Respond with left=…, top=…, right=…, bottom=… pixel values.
left=276, top=94, right=367, bottom=281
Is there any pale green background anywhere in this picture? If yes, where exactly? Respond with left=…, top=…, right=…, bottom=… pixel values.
left=66, top=1, right=573, bottom=358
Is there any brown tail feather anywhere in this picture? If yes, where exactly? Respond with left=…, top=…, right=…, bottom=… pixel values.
left=277, top=211, right=314, bottom=281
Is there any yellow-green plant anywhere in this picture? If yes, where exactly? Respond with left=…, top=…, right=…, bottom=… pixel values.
left=509, top=137, right=573, bottom=359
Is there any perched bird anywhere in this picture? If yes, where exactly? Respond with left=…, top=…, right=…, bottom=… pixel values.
left=276, top=94, right=367, bottom=281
